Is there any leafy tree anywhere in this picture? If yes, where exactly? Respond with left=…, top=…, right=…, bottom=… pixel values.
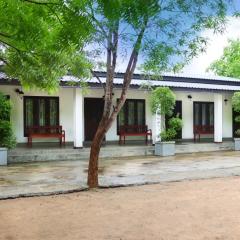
left=209, top=39, right=240, bottom=78
left=0, top=0, right=234, bottom=187
left=0, top=92, right=16, bottom=149
left=85, top=0, right=231, bottom=187
left=0, top=0, right=93, bottom=92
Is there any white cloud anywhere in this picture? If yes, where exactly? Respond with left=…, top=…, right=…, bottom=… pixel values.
left=182, top=17, right=240, bottom=75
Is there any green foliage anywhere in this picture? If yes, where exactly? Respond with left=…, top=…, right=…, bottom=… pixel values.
left=235, top=129, right=240, bottom=136
left=0, top=92, right=16, bottom=149
left=150, top=87, right=176, bottom=116
left=160, top=117, right=183, bottom=142
left=0, top=0, right=233, bottom=93
left=232, top=92, right=240, bottom=113
left=0, top=121, right=16, bottom=149
left=235, top=116, right=240, bottom=123
left=160, top=128, right=177, bottom=142
left=232, top=92, right=240, bottom=137
left=0, top=0, right=93, bottom=92
left=168, top=117, right=183, bottom=131
left=208, top=39, right=240, bottom=78
left=0, top=93, right=11, bottom=120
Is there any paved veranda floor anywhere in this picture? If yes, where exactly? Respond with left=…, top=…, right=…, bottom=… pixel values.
left=1, top=150, right=240, bottom=199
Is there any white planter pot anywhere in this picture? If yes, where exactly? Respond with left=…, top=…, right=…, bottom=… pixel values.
left=234, top=138, right=240, bottom=151
left=0, top=148, right=7, bottom=166
left=154, top=141, right=175, bottom=156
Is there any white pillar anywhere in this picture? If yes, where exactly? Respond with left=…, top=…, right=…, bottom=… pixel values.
left=214, top=93, right=223, bottom=143
left=152, top=109, right=161, bottom=144
left=73, top=88, right=83, bottom=148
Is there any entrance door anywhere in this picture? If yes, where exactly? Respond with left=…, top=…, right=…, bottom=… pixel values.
left=84, top=98, right=104, bottom=141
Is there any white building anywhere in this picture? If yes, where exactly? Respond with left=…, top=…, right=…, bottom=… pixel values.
left=0, top=71, right=239, bottom=147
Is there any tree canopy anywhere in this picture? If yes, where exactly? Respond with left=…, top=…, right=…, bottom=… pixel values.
left=208, top=39, right=240, bottom=78
left=0, top=0, right=93, bottom=92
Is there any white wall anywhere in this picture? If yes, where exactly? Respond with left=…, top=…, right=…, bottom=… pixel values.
left=0, top=84, right=233, bottom=143
left=175, top=90, right=233, bottom=139
left=0, top=85, right=75, bottom=143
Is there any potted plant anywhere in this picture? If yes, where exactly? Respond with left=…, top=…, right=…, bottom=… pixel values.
left=232, top=92, right=240, bottom=151
left=150, top=87, right=183, bottom=156
left=0, top=92, right=16, bottom=165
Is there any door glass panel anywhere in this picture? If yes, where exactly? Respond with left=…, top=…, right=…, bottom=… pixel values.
left=209, top=104, right=214, bottom=125
left=39, top=99, right=45, bottom=126
left=49, top=99, right=57, bottom=126
left=202, top=103, right=206, bottom=125
left=25, top=99, right=33, bottom=127
left=118, top=108, right=125, bottom=127
left=194, top=103, right=200, bottom=125
left=137, top=101, right=144, bottom=125
left=127, top=101, right=135, bottom=125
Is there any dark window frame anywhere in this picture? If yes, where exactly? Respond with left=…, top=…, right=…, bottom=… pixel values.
left=117, top=99, right=146, bottom=134
left=193, top=101, right=214, bottom=127
left=23, top=96, right=59, bottom=136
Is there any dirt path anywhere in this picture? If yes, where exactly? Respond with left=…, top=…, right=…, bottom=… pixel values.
left=1, top=177, right=240, bottom=240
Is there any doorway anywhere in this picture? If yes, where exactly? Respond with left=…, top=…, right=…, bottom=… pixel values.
left=84, top=98, right=104, bottom=141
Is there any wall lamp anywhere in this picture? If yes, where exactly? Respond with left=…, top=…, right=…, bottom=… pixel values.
left=15, top=88, right=24, bottom=99
left=187, top=95, right=192, bottom=100
left=224, top=98, right=228, bottom=105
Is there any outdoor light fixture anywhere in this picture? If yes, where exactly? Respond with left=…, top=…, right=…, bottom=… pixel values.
left=15, top=88, right=24, bottom=99
left=187, top=95, right=192, bottom=100
left=102, top=92, right=115, bottom=98
left=224, top=98, right=228, bottom=104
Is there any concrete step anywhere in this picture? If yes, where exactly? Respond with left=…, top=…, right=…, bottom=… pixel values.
left=8, top=145, right=154, bottom=163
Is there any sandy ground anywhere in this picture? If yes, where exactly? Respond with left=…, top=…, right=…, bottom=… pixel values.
left=1, top=177, right=240, bottom=240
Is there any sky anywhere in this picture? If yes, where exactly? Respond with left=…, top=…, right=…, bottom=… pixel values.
left=182, top=16, right=240, bottom=75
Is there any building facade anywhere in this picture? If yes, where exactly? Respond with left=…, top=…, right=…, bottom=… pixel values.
left=0, top=71, right=239, bottom=147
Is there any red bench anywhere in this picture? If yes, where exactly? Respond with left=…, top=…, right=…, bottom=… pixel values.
left=194, top=125, right=214, bottom=142
left=119, top=125, right=152, bottom=145
left=27, top=126, right=65, bottom=147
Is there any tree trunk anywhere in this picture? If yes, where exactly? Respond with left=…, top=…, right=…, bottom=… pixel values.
left=87, top=121, right=106, bottom=188
left=87, top=20, right=147, bottom=188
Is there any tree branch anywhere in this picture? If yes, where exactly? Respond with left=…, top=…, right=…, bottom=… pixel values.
left=91, top=70, right=105, bottom=90
left=23, top=0, right=59, bottom=5
left=0, top=39, right=22, bottom=52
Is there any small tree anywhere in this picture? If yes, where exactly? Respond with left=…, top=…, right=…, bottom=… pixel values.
left=232, top=92, right=240, bottom=136
left=0, top=92, right=16, bottom=149
left=150, top=87, right=183, bottom=141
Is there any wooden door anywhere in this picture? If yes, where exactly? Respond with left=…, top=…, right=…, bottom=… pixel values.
left=84, top=98, right=104, bottom=141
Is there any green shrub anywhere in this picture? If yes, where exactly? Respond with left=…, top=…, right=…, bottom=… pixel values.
left=150, top=87, right=183, bottom=142
left=160, top=117, right=183, bottom=141
left=0, top=92, right=16, bottom=149
left=160, top=128, right=177, bottom=142
left=168, top=117, right=183, bottom=131
left=232, top=92, right=240, bottom=138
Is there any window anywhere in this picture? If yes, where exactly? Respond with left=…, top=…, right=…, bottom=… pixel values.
left=117, top=99, right=145, bottom=133
left=194, top=102, right=214, bottom=126
left=24, top=96, right=59, bottom=136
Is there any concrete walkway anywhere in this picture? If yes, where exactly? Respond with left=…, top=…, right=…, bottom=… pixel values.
left=1, top=151, right=240, bottom=199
